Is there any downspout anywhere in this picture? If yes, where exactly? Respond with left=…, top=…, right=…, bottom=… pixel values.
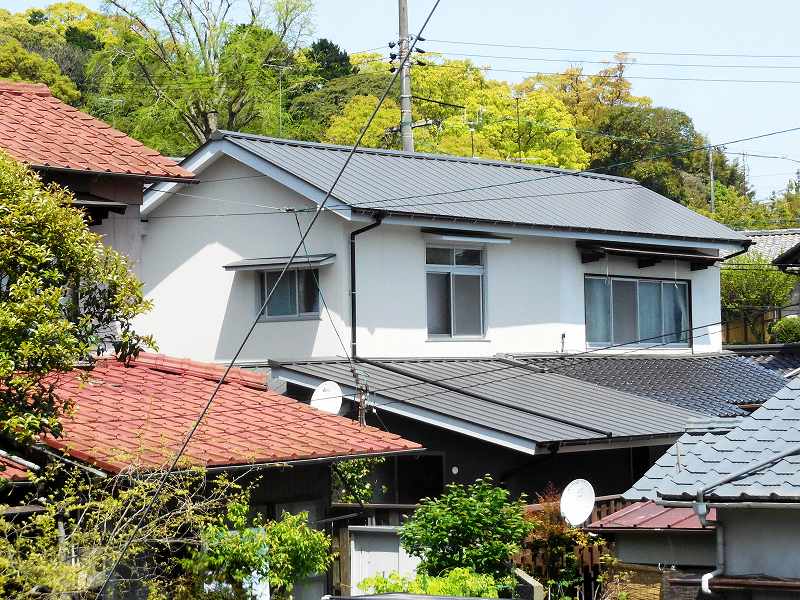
left=350, top=214, right=384, bottom=358
left=695, top=493, right=724, bottom=595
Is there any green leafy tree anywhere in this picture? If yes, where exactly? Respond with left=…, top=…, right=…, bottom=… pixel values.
left=186, top=507, right=332, bottom=600
left=86, top=0, right=316, bottom=155
left=0, top=152, right=153, bottom=441
left=771, top=316, right=800, bottom=343
left=325, top=94, right=400, bottom=147
left=399, top=476, right=533, bottom=579
left=689, top=183, right=772, bottom=229
left=0, top=37, right=79, bottom=102
left=721, top=252, right=798, bottom=340
left=332, top=457, right=386, bottom=504
left=308, top=38, right=352, bottom=80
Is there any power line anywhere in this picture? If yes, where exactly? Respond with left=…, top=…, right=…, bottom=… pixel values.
left=431, top=50, right=800, bottom=70
left=92, top=2, right=443, bottom=596
left=416, top=62, right=800, bottom=85
left=425, top=38, right=800, bottom=60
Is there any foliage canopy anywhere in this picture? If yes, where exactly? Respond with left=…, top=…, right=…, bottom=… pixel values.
left=399, top=476, right=533, bottom=579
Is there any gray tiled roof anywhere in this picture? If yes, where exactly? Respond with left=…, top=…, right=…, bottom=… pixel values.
left=626, top=379, right=800, bottom=502
left=741, top=228, right=800, bottom=262
left=272, top=357, right=703, bottom=447
left=514, top=353, right=785, bottom=416
left=729, top=345, right=800, bottom=377
left=216, top=132, right=747, bottom=244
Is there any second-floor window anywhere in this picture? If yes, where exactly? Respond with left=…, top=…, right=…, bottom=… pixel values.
left=426, top=247, right=484, bottom=337
left=259, top=269, right=320, bottom=320
left=584, top=275, right=690, bottom=346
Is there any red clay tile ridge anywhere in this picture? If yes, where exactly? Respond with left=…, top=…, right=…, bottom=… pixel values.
left=0, top=81, right=194, bottom=181
left=43, top=353, right=422, bottom=473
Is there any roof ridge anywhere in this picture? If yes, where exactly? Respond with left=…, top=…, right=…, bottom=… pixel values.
left=217, top=130, right=640, bottom=185
left=0, top=81, right=51, bottom=96
left=102, top=353, right=268, bottom=389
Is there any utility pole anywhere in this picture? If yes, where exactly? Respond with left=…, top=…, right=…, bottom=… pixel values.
left=708, top=145, right=715, bottom=213
left=356, top=374, right=368, bottom=427
left=512, top=90, right=522, bottom=161
left=398, top=0, right=414, bottom=151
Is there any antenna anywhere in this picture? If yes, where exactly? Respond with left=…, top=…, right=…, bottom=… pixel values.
left=560, top=479, right=596, bottom=527
left=310, top=381, right=345, bottom=415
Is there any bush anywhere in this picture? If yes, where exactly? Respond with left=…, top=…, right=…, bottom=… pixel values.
left=360, top=568, right=501, bottom=598
left=399, top=476, right=533, bottom=579
left=771, top=316, right=800, bottom=343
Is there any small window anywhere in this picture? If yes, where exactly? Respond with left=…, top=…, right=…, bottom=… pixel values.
left=426, top=246, right=484, bottom=337
left=584, top=276, right=689, bottom=346
left=260, top=269, right=320, bottom=319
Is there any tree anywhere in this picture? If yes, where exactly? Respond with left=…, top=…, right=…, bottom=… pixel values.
left=308, top=38, right=352, bottom=80
left=721, top=253, right=798, bottom=340
left=324, top=94, right=400, bottom=147
left=86, top=0, right=316, bottom=155
left=689, top=182, right=772, bottom=229
left=0, top=152, right=152, bottom=442
left=0, top=37, right=79, bottom=102
left=399, top=476, right=533, bottom=579
left=0, top=461, right=333, bottom=599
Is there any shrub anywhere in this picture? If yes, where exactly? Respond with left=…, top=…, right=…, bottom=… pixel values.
left=399, top=476, right=533, bottom=579
left=771, top=316, right=800, bottom=343
left=360, top=568, right=500, bottom=598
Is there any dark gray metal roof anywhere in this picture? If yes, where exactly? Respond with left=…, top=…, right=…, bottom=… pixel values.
left=628, top=379, right=800, bottom=502
left=223, top=253, right=335, bottom=271
left=215, top=132, right=748, bottom=244
left=272, top=357, right=703, bottom=448
left=515, top=353, right=787, bottom=416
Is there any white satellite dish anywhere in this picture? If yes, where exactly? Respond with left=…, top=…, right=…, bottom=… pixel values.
left=560, top=479, right=596, bottom=527
left=310, top=381, right=344, bottom=415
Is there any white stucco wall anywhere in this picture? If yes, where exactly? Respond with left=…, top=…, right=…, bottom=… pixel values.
left=720, top=507, right=800, bottom=579
left=137, top=153, right=727, bottom=362
left=91, top=206, right=144, bottom=275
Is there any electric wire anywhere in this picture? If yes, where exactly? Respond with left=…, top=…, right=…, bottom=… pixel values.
left=92, top=2, right=442, bottom=595
left=424, top=38, right=800, bottom=60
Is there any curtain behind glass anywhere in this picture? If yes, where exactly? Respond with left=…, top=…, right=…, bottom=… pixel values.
left=585, top=278, right=611, bottom=344
left=453, top=274, right=482, bottom=336
left=266, top=271, right=297, bottom=316
left=638, top=281, right=663, bottom=343
left=426, top=273, right=451, bottom=335
left=663, top=282, right=689, bottom=343
left=612, top=279, right=637, bottom=344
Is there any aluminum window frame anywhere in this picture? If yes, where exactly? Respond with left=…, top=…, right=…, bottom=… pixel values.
left=425, top=245, right=486, bottom=339
left=257, top=269, right=321, bottom=322
left=584, top=274, right=692, bottom=348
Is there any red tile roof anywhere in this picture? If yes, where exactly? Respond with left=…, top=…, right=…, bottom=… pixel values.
left=43, top=353, right=420, bottom=472
left=0, top=455, right=32, bottom=482
left=586, top=501, right=716, bottom=531
left=0, top=82, right=194, bottom=181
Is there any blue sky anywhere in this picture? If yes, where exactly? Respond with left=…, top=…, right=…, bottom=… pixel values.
left=4, top=0, right=800, bottom=198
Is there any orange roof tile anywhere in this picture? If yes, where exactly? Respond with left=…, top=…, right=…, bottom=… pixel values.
left=0, top=455, right=32, bottom=482
left=43, top=354, right=420, bottom=472
left=0, top=82, right=194, bottom=181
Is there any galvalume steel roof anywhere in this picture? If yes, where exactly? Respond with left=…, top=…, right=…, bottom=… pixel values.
left=215, top=131, right=748, bottom=244
left=272, top=357, right=704, bottom=448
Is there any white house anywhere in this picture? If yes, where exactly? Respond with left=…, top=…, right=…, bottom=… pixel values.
left=138, top=132, right=749, bottom=364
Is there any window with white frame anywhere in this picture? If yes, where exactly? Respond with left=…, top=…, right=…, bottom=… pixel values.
left=584, top=276, right=690, bottom=346
left=425, top=247, right=484, bottom=337
left=258, top=269, right=320, bottom=319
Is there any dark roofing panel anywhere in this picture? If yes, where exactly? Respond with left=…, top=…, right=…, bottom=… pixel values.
left=276, top=358, right=702, bottom=445
left=516, top=353, right=785, bottom=416
left=220, top=133, right=746, bottom=244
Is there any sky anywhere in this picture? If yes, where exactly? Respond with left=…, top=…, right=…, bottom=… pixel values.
left=4, top=0, right=800, bottom=199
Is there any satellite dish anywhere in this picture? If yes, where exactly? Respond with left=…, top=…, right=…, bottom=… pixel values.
left=560, top=479, right=596, bottom=526
left=310, top=381, right=344, bottom=415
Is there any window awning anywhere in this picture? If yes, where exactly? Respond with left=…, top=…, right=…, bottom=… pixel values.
left=223, top=253, right=336, bottom=272
left=577, top=242, right=719, bottom=271
left=421, top=228, right=512, bottom=245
